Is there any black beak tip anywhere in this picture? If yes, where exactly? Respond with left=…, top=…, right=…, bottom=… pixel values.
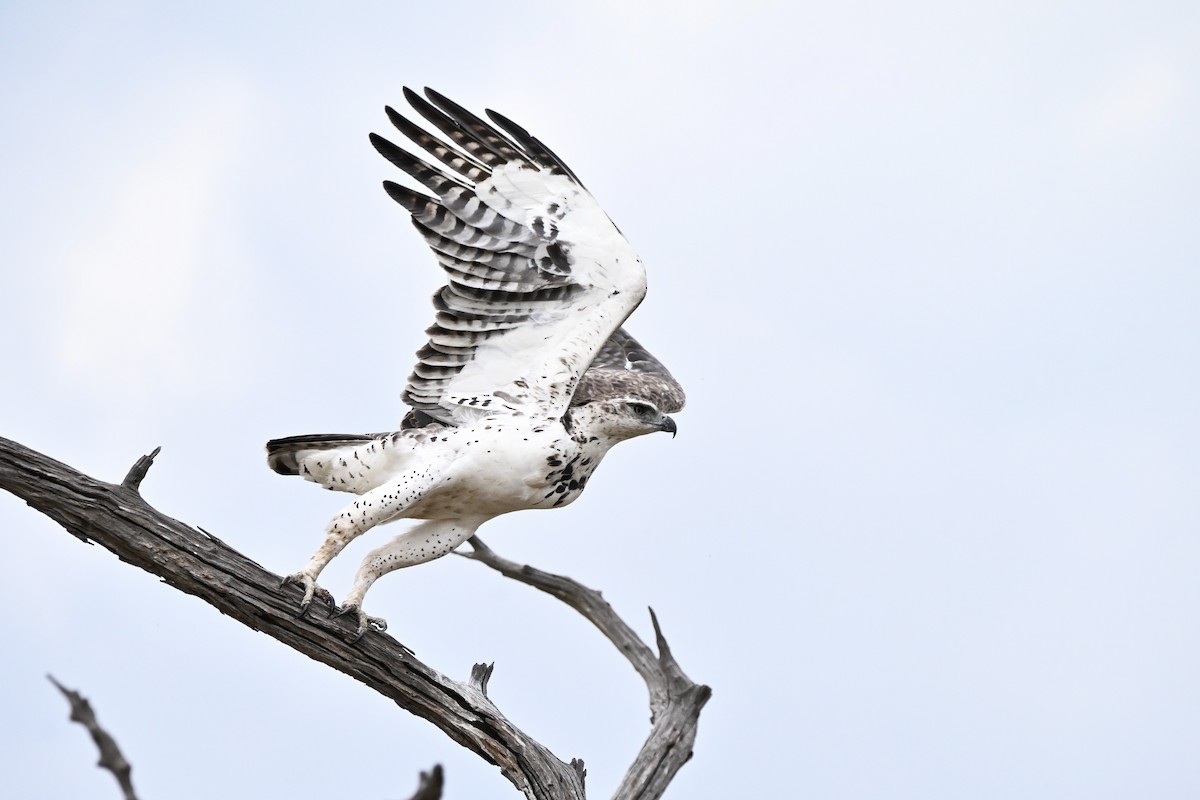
left=661, top=416, right=677, bottom=438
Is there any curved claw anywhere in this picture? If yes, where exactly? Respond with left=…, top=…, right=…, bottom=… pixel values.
left=312, top=586, right=336, bottom=609
left=279, top=572, right=318, bottom=617
left=334, top=603, right=388, bottom=643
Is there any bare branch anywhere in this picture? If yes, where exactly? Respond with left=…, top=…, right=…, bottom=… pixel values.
left=47, top=675, right=139, bottom=800
left=462, top=537, right=712, bottom=800
left=0, top=437, right=582, bottom=800
left=121, top=446, right=160, bottom=491
left=405, top=764, right=445, bottom=800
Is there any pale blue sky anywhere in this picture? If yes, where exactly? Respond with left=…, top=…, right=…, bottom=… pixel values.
left=2, top=2, right=1198, bottom=798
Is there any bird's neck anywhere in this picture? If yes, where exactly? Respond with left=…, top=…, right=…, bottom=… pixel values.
left=561, top=405, right=630, bottom=455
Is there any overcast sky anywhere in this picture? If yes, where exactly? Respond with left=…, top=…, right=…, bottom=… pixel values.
left=3, top=2, right=1198, bottom=798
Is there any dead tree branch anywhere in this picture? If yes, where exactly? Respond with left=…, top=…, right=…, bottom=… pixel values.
left=463, top=538, right=711, bottom=800
left=47, top=675, right=139, bottom=800
left=0, top=436, right=707, bottom=799
left=405, top=764, right=445, bottom=800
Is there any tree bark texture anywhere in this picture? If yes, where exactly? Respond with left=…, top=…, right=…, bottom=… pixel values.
left=0, top=436, right=709, bottom=799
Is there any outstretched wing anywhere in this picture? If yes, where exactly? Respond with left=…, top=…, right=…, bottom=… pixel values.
left=372, top=88, right=647, bottom=426
left=573, top=327, right=685, bottom=413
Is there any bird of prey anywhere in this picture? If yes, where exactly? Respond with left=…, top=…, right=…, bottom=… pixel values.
left=266, top=88, right=684, bottom=639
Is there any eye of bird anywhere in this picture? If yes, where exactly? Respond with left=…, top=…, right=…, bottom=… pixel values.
left=629, top=402, right=656, bottom=418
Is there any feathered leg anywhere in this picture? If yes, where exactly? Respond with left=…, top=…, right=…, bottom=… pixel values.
left=281, top=468, right=448, bottom=615
left=334, top=516, right=487, bottom=640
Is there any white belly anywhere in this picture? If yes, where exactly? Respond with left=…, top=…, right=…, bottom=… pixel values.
left=407, top=422, right=604, bottom=519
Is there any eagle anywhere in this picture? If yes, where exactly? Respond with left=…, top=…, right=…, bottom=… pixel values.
left=266, top=88, right=684, bottom=639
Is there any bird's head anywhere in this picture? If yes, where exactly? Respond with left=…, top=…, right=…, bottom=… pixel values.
left=576, top=398, right=676, bottom=442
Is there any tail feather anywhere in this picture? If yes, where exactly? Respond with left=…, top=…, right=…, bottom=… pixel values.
left=266, top=434, right=378, bottom=476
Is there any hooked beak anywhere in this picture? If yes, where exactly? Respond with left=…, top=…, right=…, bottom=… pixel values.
left=659, top=416, right=677, bottom=438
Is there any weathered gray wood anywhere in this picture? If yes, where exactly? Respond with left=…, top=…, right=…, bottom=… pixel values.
left=463, top=539, right=711, bottom=800
left=0, top=435, right=708, bottom=799
left=48, top=675, right=140, bottom=800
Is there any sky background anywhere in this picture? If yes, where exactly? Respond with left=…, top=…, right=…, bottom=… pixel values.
left=2, top=1, right=1199, bottom=798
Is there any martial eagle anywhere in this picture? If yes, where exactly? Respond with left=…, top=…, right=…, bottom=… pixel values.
left=267, top=88, right=684, bottom=639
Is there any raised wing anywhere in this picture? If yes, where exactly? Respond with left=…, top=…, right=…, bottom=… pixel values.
left=573, top=327, right=685, bottom=413
left=372, top=88, right=647, bottom=426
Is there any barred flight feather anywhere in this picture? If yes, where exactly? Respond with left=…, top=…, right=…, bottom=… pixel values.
left=403, top=87, right=509, bottom=168
left=385, top=105, right=492, bottom=183
left=440, top=187, right=531, bottom=241
left=423, top=88, right=536, bottom=168
left=484, top=108, right=583, bottom=184
left=404, top=203, right=529, bottom=253
left=370, top=134, right=467, bottom=194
